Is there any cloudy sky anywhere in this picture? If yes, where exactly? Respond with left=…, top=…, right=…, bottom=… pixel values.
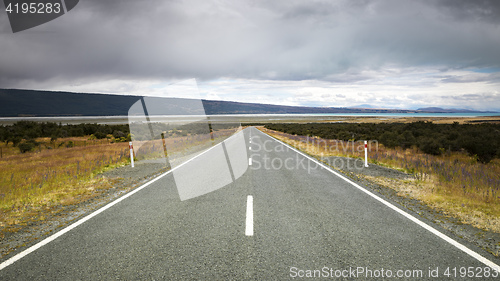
left=1, top=0, right=500, bottom=110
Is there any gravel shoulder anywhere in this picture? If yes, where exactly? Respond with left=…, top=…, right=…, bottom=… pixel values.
left=0, top=161, right=168, bottom=261
left=320, top=155, right=500, bottom=259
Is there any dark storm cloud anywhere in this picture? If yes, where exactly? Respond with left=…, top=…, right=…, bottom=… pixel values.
left=430, top=0, right=500, bottom=24
left=0, top=0, right=499, bottom=88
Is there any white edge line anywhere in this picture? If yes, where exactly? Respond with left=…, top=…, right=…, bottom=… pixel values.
left=0, top=128, right=250, bottom=271
left=170, top=129, right=245, bottom=171
left=257, top=128, right=500, bottom=272
left=0, top=170, right=169, bottom=271
left=248, top=157, right=252, bottom=166
left=246, top=195, right=254, bottom=236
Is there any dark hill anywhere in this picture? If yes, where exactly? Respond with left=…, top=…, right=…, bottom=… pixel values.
left=0, top=89, right=140, bottom=117
left=0, top=88, right=416, bottom=117
left=416, top=107, right=494, bottom=113
left=2, top=88, right=494, bottom=117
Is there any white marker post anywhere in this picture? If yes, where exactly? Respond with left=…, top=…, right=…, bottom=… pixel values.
left=129, top=142, right=135, bottom=168
left=364, top=141, right=368, bottom=167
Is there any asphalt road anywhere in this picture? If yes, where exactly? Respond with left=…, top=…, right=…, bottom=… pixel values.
left=1, top=127, right=499, bottom=280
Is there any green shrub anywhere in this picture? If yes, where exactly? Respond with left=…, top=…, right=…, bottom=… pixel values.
left=18, top=142, right=35, bottom=153
left=265, top=122, right=500, bottom=163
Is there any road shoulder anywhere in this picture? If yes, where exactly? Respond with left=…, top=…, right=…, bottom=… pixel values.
left=260, top=128, right=500, bottom=260
left=0, top=162, right=168, bottom=261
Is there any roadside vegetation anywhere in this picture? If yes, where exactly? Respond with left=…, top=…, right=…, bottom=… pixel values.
left=0, top=121, right=242, bottom=237
left=0, top=121, right=131, bottom=152
left=0, top=137, right=131, bottom=235
left=262, top=122, right=500, bottom=233
left=0, top=122, right=134, bottom=237
left=265, top=122, right=500, bottom=163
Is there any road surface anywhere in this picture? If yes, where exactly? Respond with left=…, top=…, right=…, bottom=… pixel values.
left=1, top=127, right=499, bottom=280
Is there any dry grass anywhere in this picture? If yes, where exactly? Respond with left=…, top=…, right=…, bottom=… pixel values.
left=0, top=129, right=242, bottom=236
left=132, top=128, right=240, bottom=162
left=0, top=137, right=130, bottom=235
left=364, top=175, right=500, bottom=233
left=260, top=127, right=500, bottom=233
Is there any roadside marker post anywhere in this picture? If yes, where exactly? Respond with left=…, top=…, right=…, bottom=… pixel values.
left=364, top=141, right=368, bottom=167
left=129, top=142, right=135, bottom=168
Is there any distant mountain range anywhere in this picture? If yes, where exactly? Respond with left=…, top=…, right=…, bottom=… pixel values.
left=415, top=107, right=493, bottom=113
left=0, top=89, right=496, bottom=117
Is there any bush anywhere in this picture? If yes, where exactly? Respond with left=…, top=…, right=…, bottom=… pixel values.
left=112, top=130, right=126, bottom=139
left=420, top=139, right=441, bottom=155
left=461, top=137, right=496, bottom=163
left=419, top=135, right=444, bottom=155
left=94, top=131, right=107, bottom=139
left=3, top=121, right=130, bottom=140
left=265, top=122, right=500, bottom=163
left=18, top=142, right=35, bottom=153
left=379, top=131, right=398, bottom=148
left=11, top=137, right=22, bottom=147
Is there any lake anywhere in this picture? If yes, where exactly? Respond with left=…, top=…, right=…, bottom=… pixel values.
left=0, top=112, right=499, bottom=125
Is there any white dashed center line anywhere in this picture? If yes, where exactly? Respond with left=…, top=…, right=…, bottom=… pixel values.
left=246, top=195, right=254, bottom=236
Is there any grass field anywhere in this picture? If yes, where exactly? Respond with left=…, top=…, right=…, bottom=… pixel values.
left=260, top=127, right=500, bottom=233
left=0, top=137, right=131, bottom=236
left=0, top=127, right=242, bottom=237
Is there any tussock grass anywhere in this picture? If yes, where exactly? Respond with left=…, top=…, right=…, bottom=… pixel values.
left=364, top=175, right=500, bottom=233
left=0, top=128, right=241, bottom=235
left=0, top=137, right=130, bottom=234
left=261, top=127, right=500, bottom=233
left=132, top=128, right=239, bottom=161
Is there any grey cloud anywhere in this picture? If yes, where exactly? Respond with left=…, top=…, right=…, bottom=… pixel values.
left=442, top=92, right=500, bottom=101
left=429, top=0, right=500, bottom=24
left=436, top=92, right=500, bottom=111
left=0, top=0, right=500, bottom=88
left=440, top=73, right=500, bottom=83
left=452, top=94, right=483, bottom=100
left=281, top=1, right=339, bottom=22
